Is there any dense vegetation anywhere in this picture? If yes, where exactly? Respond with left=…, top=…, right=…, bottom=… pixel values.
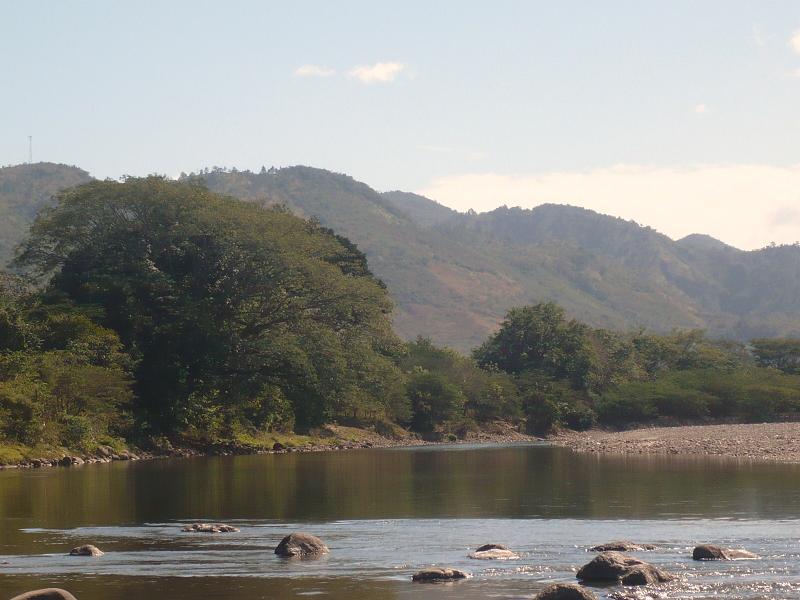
left=475, top=303, right=800, bottom=432
left=0, top=178, right=520, bottom=455
left=0, top=272, right=132, bottom=459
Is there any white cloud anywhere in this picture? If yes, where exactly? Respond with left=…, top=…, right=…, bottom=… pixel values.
left=791, top=30, right=800, bottom=54
left=348, top=61, right=406, bottom=83
left=293, top=64, right=335, bottom=78
left=693, top=103, right=708, bottom=114
left=417, top=164, right=800, bottom=250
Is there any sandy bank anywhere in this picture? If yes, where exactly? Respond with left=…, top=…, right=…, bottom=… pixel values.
left=552, top=422, right=800, bottom=463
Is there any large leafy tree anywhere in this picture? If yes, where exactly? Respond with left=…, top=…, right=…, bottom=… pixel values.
left=474, top=302, right=593, bottom=389
left=15, top=177, right=402, bottom=435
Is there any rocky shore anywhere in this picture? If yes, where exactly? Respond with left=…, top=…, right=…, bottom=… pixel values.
left=552, top=422, right=800, bottom=463
left=0, top=422, right=537, bottom=470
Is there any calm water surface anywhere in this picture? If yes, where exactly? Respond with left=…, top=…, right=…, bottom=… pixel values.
left=1, top=443, right=800, bottom=599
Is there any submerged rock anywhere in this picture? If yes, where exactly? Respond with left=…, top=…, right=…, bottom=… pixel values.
left=181, top=523, right=240, bottom=533
left=411, top=567, right=471, bottom=582
left=535, top=583, right=598, bottom=600
left=577, top=551, right=673, bottom=586
left=9, top=590, right=78, bottom=600
left=274, top=532, right=329, bottom=557
left=589, top=541, right=656, bottom=552
left=692, top=544, right=758, bottom=560
left=68, top=544, right=103, bottom=557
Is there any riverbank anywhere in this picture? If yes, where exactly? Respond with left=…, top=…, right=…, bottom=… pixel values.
left=0, top=421, right=537, bottom=470
left=552, top=422, right=800, bottom=463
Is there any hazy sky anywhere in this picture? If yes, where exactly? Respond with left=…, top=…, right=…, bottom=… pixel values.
left=2, top=1, right=800, bottom=249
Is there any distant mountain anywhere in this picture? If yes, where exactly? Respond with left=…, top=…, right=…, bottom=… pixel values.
left=381, top=190, right=458, bottom=227
left=189, top=167, right=800, bottom=348
left=3, top=162, right=800, bottom=350
left=0, top=163, right=91, bottom=265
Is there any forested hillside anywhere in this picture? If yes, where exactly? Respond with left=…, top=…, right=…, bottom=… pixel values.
left=3, top=163, right=800, bottom=351
left=191, top=166, right=800, bottom=348
left=0, top=163, right=91, bottom=265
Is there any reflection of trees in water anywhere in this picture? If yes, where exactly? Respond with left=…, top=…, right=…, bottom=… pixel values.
left=1, top=447, right=799, bottom=541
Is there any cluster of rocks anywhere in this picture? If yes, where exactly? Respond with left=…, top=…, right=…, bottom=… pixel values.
left=3, top=448, right=150, bottom=470
left=14, top=535, right=760, bottom=600
left=410, top=538, right=760, bottom=598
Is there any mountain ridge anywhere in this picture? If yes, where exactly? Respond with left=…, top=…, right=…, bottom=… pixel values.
left=2, top=162, right=799, bottom=350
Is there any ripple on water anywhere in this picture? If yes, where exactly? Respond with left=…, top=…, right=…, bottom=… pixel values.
left=3, top=518, right=800, bottom=598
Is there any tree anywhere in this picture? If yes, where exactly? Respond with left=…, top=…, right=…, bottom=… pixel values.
left=406, top=372, right=465, bottom=432
left=474, top=302, right=593, bottom=389
left=15, top=177, right=402, bottom=436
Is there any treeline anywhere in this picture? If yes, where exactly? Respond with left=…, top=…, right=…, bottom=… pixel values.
left=474, top=304, right=800, bottom=431
left=1, top=177, right=799, bottom=457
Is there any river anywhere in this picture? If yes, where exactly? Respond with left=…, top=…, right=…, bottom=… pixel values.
left=2, top=443, right=800, bottom=599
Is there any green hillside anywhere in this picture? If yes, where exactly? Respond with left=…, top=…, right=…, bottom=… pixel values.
left=3, top=163, right=800, bottom=351
left=0, top=163, right=91, bottom=265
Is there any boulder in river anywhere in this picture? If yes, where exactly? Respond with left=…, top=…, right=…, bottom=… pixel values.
left=468, top=543, right=519, bottom=559
left=589, top=541, right=656, bottom=552
left=9, top=590, right=78, bottom=600
left=692, top=544, right=758, bottom=560
left=411, top=567, right=472, bottom=582
left=534, top=583, right=598, bottom=600
left=576, top=551, right=673, bottom=585
left=274, top=532, right=329, bottom=557
left=181, top=523, right=240, bottom=533
left=68, top=544, right=103, bottom=557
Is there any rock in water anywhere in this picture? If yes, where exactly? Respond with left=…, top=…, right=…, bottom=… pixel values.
left=590, top=541, right=656, bottom=552
left=9, top=590, right=78, bottom=600
left=181, top=523, right=240, bottom=533
left=68, top=544, right=104, bottom=557
left=692, top=544, right=758, bottom=560
left=468, top=544, right=519, bottom=559
left=534, top=583, right=598, bottom=600
left=411, top=567, right=472, bottom=582
left=620, top=566, right=667, bottom=585
left=475, top=543, right=509, bottom=552
left=274, top=532, right=329, bottom=557
left=576, top=551, right=672, bottom=585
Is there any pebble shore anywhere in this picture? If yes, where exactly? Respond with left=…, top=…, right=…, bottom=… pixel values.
left=552, top=422, right=800, bottom=463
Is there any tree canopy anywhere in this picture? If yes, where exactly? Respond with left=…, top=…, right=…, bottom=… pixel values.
left=15, top=177, right=402, bottom=436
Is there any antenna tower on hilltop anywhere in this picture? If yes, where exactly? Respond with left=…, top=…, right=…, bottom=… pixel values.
left=28, top=136, right=33, bottom=163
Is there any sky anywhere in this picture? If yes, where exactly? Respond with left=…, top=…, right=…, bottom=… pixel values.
left=2, top=1, right=800, bottom=250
